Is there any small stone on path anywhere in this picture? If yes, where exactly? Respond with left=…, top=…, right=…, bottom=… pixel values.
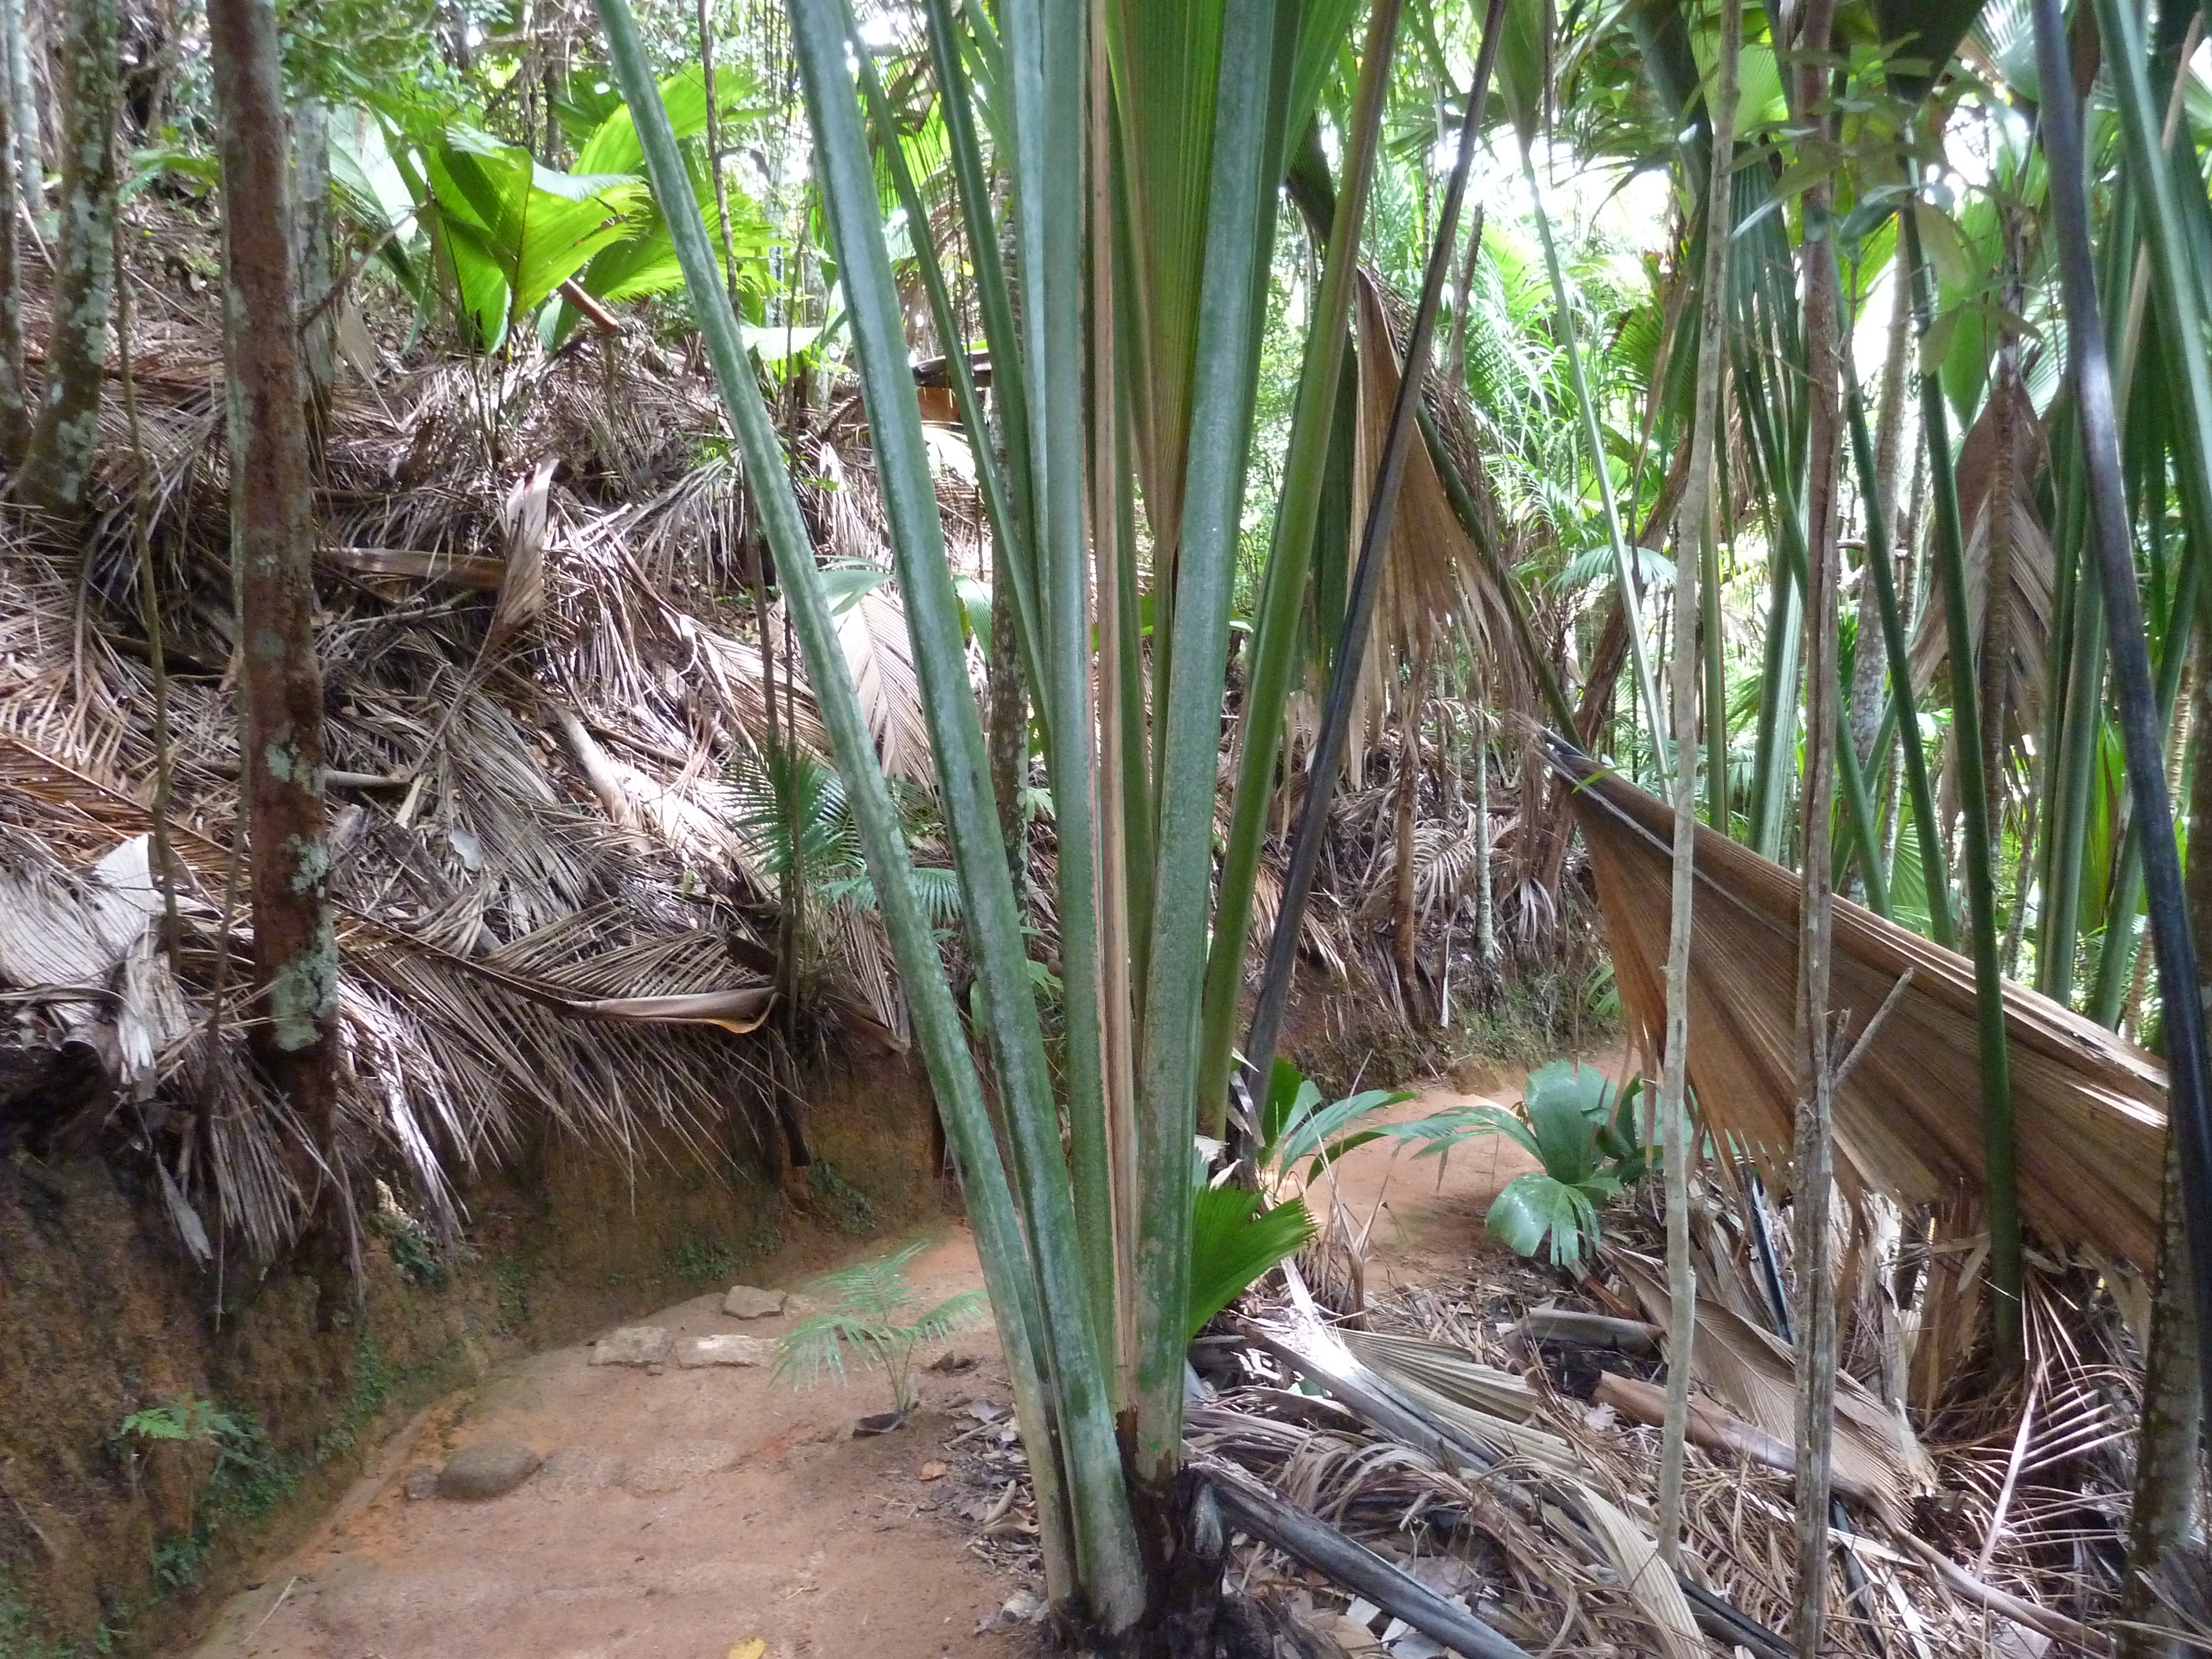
left=588, top=1324, right=672, bottom=1366
left=677, top=1333, right=775, bottom=1368
left=401, top=1465, right=437, bottom=1501
left=435, top=1443, right=541, bottom=1501
left=624, top=1439, right=740, bottom=1495
left=535, top=1447, right=627, bottom=1496
left=721, top=1284, right=788, bottom=1319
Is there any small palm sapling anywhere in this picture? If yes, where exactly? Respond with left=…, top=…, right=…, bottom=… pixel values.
left=774, top=1242, right=985, bottom=1418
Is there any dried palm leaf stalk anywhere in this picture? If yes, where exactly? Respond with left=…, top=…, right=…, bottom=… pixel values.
left=1557, top=741, right=2166, bottom=1268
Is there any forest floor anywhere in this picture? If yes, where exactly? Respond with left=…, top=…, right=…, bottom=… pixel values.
left=170, top=1060, right=1551, bottom=1659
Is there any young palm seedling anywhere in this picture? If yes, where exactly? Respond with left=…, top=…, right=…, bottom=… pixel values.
left=774, top=1242, right=985, bottom=1422
left=1464, top=1061, right=1656, bottom=1270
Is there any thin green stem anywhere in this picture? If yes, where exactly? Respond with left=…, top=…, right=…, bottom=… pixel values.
left=1904, top=186, right=2020, bottom=1374
left=1524, top=144, right=1670, bottom=789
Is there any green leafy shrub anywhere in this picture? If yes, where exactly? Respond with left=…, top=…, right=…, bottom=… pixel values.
left=775, top=1243, right=985, bottom=1416
left=1465, top=1061, right=1654, bottom=1269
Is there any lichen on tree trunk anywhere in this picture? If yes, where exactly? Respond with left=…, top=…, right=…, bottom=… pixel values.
left=0, top=5, right=24, bottom=463
left=210, top=0, right=339, bottom=1162
left=15, top=0, right=117, bottom=513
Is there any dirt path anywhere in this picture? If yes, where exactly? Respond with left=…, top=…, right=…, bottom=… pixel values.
left=180, top=1232, right=1031, bottom=1659
left=179, top=1066, right=1563, bottom=1659
left=1303, top=1058, right=1545, bottom=1288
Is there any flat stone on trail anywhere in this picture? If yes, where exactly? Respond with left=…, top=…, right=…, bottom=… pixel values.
left=721, top=1284, right=788, bottom=1319
left=623, top=1439, right=741, bottom=1495
left=435, top=1443, right=541, bottom=1501
left=588, top=1324, right=673, bottom=1366
left=677, top=1333, right=775, bottom=1368
left=534, top=1446, right=627, bottom=1497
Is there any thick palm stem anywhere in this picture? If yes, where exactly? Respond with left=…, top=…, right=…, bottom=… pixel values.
left=2036, top=0, right=2212, bottom=1410
left=1132, top=0, right=1300, bottom=1481
left=591, top=0, right=1124, bottom=1616
left=1196, top=0, right=1401, bottom=1135
left=1903, top=188, right=2022, bottom=1373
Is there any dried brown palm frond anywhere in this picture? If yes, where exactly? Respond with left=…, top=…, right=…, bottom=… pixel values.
left=833, top=583, right=933, bottom=787
left=1333, top=270, right=1537, bottom=771
left=1610, top=1251, right=1927, bottom=1527
left=1907, top=365, right=2053, bottom=795
left=1557, top=740, right=2167, bottom=1270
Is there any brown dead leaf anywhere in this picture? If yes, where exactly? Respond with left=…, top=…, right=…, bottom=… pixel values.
left=918, top=1460, right=948, bottom=1481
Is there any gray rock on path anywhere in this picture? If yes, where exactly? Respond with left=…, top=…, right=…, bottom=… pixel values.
left=588, top=1324, right=672, bottom=1366
left=623, top=1439, right=741, bottom=1495
left=721, top=1284, right=788, bottom=1319
left=535, top=1447, right=627, bottom=1497
left=435, top=1443, right=542, bottom=1501
left=677, top=1332, right=775, bottom=1368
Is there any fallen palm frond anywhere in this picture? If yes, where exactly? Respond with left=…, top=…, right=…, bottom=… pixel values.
left=1555, top=739, right=2167, bottom=1270
left=1189, top=1254, right=2145, bottom=1659
left=1611, top=1251, right=1925, bottom=1526
left=0, top=239, right=935, bottom=1260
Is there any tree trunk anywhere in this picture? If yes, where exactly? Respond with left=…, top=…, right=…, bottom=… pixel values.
left=1788, top=5, right=1844, bottom=1652
left=211, top=0, right=339, bottom=1161
left=1849, top=258, right=1913, bottom=770
left=0, top=9, right=23, bottom=464
left=294, top=95, right=335, bottom=420
left=2114, top=650, right=2208, bottom=1659
left=1391, top=660, right=1426, bottom=1016
left=5, top=0, right=38, bottom=222
left=988, top=536, right=1027, bottom=883
left=1658, top=0, right=1736, bottom=1565
left=15, top=0, right=117, bottom=514
left=1472, top=713, right=1494, bottom=968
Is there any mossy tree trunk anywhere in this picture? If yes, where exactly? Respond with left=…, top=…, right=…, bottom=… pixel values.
left=2116, top=668, right=2212, bottom=1659
left=210, top=0, right=339, bottom=1164
left=0, top=0, right=24, bottom=463
left=15, top=0, right=116, bottom=513
left=294, top=95, right=335, bottom=424
left=4, top=0, right=38, bottom=216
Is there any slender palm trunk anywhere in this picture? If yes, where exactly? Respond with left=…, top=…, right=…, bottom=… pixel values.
left=1657, top=0, right=1735, bottom=1566
left=1788, top=7, right=1843, bottom=1650
left=210, top=0, right=339, bottom=1160
left=17, top=0, right=117, bottom=514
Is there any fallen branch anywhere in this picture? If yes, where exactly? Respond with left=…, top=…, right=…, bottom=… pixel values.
left=1516, top=1307, right=1661, bottom=1353
left=1888, top=1531, right=2112, bottom=1655
left=1204, top=1459, right=1531, bottom=1659
left=1235, top=1319, right=1501, bottom=1478
left=1594, top=1371, right=1885, bottom=1510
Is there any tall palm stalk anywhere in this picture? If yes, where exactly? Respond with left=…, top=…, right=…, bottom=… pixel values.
left=595, top=0, right=1378, bottom=1634
left=1656, top=0, right=1736, bottom=1564
left=1903, top=185, right=2023, bottom=1372
left=2039, top=0, right=2212, bottom=1411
